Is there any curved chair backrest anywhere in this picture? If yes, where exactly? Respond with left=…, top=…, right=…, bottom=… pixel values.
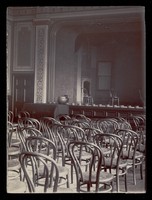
left=118, top=119, right=132, bottom=130
left=104, top=119, right=120, bottom=133
left=39, top=118, right=61, bottom=145
left=68, top=141, right=103, bottom=192
left=56, top=114, right=72, bottom=125
left=18, top=111, right=30, bottom=119
left=41, top=117, right=61, bottom=125
left=8, top=111, right=14, bottom=123
left=25, top=136, right=57, bottom=160
left=83, top=127, right=103, bottom=143
left=94, top=133, right=123, bottom=168
left=18, top=118, right=40, bottom=130
left=71, top=120, right=90, bottom=129
left=39, top=117, right=50, bottom=138
left=113, top=129, right=139, bottom=159
left=56, top=124, right=86, bottom=143
left=7, top=121, right=14, bottom=147
left=19, top=151, right=59, bottom=193
left=72, top=114, right=91, bottom=124
left=18, top=127, right=43, bottom=151
left=51, top=124, right=86, bottom=166
left=132, top=115, right=146, bottom=132
left=95, top=119, right=109, bottom=133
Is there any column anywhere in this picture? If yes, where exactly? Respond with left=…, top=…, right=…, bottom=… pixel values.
left=34, top=23, right=48, bottom=103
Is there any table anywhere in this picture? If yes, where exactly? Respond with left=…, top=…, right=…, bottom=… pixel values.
left=22, top=103, right=145, bottom=119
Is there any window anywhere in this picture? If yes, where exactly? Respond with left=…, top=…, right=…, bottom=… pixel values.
left=97, top=62, right=111, bottom=90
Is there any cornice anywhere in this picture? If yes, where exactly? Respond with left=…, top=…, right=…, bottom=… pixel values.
left=7, top=6, right=144, bottom=33
left=7, top=6, right=144, bottom=21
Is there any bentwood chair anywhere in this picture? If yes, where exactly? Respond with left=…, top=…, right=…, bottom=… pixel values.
left=132, top=115, right=145, bottom=132
left=56, top=114, right=72, bottom=125
left=8, top=111, right=19, bottom=138
left=18, top=111, right=30, bottom=119
left=83, top=127, right=111, bottom=156
left=71, top=120, right=90, bottom=129
left=8, top=111, right=14, bottom=123
left=132, top=115, right=146, bottom=154
left=25, top=136, right=70, bottom=189
left=7, top=121, right=21, bottom=148
left=71, top=114, right=91, bottom=124
left=68, top=141, right=114, bottom=192
left=18, top=117, right=41, bottom=130
left=19, top=151, right=59, bottom=193
left=109, top=90, right=119, bottom=106
left=39, top=117, right=62, bottom=139
left=90, top=119, right=109, bottom=133
left=18, top=127, right=43, bottom=152
left=94, top=133, right=128, bottom=192
left=51, top=124, right=91, bottom=184
left=7, top=121, right=26, bottom=192
left=103, top=118, right=120, bottom=134
left=7, top=121, right=22, bottom=181
left=40, top=117, right=61, bottom=126
left=113, top=129, right=145, bottom=185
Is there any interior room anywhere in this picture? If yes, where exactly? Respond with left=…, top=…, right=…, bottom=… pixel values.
left=7, top=6, right=146, bottom=193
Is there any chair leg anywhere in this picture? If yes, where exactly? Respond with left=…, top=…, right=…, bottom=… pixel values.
left=66, top=174, right=70, bottom=188
left=116, top=174, right=119, bottom=192
left=117, top=99, right=119, bottom=106
left=71, top=165, right=73, bottom=184
left=87, top=183, right=91, bottom=192
left=124, top=173, right=127, bottom=192
left=111, top=180, right=114, bottom=192
left=133, top=165, right=136, bottom=185
left=140, top=163, right=143, bottom=180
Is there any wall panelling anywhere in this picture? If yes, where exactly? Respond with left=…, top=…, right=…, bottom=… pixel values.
left=13, top=22, right=34, bottom=71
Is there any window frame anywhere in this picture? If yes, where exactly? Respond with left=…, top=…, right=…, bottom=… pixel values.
left=97, top=61, right=112, bottom=91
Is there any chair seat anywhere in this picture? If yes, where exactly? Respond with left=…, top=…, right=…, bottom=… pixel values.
left=40, top=149, right=53, bottom=156
left=34, top=151, right=69, bottom=176
left=100, top=147, right=111, bottom=155
left=8, top=146, right=20, bottom=156
left=8, top=159, right=21, bottom=170
left=7, top=170, right=20, bottom=180
left=12, top=123, right=18, bottom=127
left=81, top=171, right=114, bottom=183
left=57, top=165, right=69, bottom=175
left=137, top=144, right=145, bottom=153
left=11, top=138, right=21, bottom=146
left=35, top=164, right=69, bottom=189
left=104, top=157, right=127, bottom=169
left=113, top=97, right=119, bottom=100
left=38, top=163, right=69, bottom=177
left=12, top=123, right=18, bottom=132
left=7, top=179, right=27, bottom=193
left=75, top=151, right=92, bottom=160
left=122, top=150, right=143, bottom=159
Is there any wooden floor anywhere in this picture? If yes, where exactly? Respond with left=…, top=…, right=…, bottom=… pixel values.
left=57, top=160, right=146, bottom=193
left=7, top=159, right=146, bottom=193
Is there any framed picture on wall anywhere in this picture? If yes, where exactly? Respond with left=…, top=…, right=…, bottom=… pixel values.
left=97, top=61, right=111, bottom=90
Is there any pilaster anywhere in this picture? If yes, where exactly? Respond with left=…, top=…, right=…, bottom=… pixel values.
left=34, top=24, right=48, bottom=103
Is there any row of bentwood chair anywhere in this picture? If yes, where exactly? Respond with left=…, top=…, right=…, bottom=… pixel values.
left=7, top=113, right=146, bottom=193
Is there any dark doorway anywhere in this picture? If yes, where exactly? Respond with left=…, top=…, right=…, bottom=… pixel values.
left=83, top=81, right=90, bottom=96
left=12, top=73, right=34, bottom=119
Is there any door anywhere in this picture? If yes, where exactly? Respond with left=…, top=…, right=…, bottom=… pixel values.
left=12, top=73, right=34, bottom=117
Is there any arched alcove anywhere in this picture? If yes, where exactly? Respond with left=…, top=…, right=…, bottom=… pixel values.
left=81, top=78, right=93, bottom=105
